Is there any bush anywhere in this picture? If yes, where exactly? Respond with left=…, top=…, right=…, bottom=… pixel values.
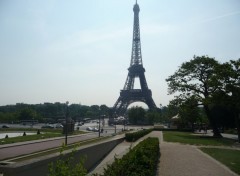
left=100, top=137, right=160, bottom=176
left=125, top=129, right=152, bottom=142
left=48, top=144, right=87, bottom=176
left=154, top=128, right=193, bottom=132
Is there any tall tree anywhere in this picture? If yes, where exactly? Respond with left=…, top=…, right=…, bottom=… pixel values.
left=215, top=59, right=240, bottom=141
left=128, top=106, right=146, bottom=125
left=18, top=108, right=38, bottom=121
left=166, top=55, right=222, bottom=137
left=178, top=96, right=200, bottom=131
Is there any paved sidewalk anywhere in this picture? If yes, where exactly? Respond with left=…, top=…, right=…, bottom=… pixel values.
left=89, top=131, right=239, bottom=176
left=158, top=132, right=239, bottom=176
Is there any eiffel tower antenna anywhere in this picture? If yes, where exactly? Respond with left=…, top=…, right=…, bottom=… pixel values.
left=112, top=1, right=156, bottom=118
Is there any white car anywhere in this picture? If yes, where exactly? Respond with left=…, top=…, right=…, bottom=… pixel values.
left=55, top=124, right=63, bottom=128
left=86, top=127, right=93, bottom=131
left=93, top=127, right=99, bottom=132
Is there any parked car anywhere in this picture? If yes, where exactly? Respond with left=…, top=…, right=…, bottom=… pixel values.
left=2, top=125, right=10, bottom=128
left=86, top=127, right=93, bottom=131
left=55, top=124, right=63, bottom=128
left=77, top=122, right=84, bottom=126
left=41, top=124, right=54, bottom=129
left=93, top=127, right=99, bottom=132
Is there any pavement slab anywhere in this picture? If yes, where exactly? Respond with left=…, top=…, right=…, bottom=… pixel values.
left=158, top=133, right=238, bottom=176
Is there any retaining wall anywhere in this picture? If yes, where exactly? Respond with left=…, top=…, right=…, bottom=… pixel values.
left=0, top=137, right=124, bottom=176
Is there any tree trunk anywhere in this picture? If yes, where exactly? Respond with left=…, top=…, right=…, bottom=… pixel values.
left=204, top=105, right=222, bottom=138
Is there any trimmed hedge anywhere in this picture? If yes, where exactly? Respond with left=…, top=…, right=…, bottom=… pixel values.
left=125, top=129, right=153, bottom=142
left=154, top=128, right=193, bottom=132
left=101, top=137, right=160, bottom=176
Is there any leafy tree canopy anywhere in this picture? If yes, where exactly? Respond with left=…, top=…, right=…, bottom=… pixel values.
left=166, top=56, right=223, bottom=137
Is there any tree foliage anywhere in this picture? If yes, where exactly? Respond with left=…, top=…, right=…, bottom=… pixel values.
left=0, top=103, right=110, bottom=123
left=48, top=144, right=87, bottom=176
left=166, top=56, right=223, bottom=137
left=178, top=96, right=200, bottom=130
left=166, top=55, right=221, bottom=101
left=213, top=58, right=240, bottom=141
left=128, top=106, right=146, bottom=125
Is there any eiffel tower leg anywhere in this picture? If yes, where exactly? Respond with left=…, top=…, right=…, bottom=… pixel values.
left=113, top=96, right=129, bottom=116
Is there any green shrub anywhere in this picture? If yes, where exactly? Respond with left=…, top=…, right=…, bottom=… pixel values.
left=154, top=128, right=192, bottom=132
left=100, top=137, right=160, bottom=176
left=125, top=129, right=152, bottom=142
left=48, top=144, right=87, bottom=176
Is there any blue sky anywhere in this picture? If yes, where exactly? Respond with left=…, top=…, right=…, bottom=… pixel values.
left=0, top=0, right=239, bottom=107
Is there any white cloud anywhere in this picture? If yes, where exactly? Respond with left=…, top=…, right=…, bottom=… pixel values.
left=196, top=11, right=240, bottom=24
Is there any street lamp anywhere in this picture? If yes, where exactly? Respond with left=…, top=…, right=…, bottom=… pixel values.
left=98, top=115, right=101, bottom=137
left=65, top=101, right=69, bottom=146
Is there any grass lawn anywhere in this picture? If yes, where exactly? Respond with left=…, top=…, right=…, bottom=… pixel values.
left=163, top=131, right=235, bottom=146
left=200, top=148, right=240, bottom=175
left=0, top=129, right=85, bottom=145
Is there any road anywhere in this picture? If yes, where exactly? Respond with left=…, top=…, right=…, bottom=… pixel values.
left=0, top=121, right=152, bottom=161
left=0, top=133, right=99, bottom=161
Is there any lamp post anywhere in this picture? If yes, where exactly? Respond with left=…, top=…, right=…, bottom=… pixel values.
left=98, top=115, right=101, bottom=137
left=65, top=101, right=69, bottom=146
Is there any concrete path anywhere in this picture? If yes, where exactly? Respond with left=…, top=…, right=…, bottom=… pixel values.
left=158, top=132, right=239, bottom=176
left=89, top=131, right=239, bottom=176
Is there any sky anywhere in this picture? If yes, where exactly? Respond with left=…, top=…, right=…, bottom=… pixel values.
left=0, top=0, right=240, bottom=108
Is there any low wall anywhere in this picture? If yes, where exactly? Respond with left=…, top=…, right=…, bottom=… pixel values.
left=0, top=137, right=124, bottom=176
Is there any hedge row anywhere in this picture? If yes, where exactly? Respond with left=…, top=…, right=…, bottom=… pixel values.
left=102, top=137, right=160, bottom=176
left=154, top=128, right=193, bottom=132
left=125, top=129, right=153, bottom=142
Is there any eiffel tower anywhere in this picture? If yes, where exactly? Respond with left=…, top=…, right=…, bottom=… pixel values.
left=112, top=1, right=156, bottom=117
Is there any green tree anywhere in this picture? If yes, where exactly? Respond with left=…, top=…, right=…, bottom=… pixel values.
left=166, top=55, right=222, bottom=137
left=100, top=104, right=109, bottom=115
left=146, top=111, right=161, bottom=124
left=0, top=112, right=17, bottom=123
left=18, top=108, right=38, bottom=121
left=214, top=59, right=240, bottom=141
left=178, top=96, right=200, bottom=130
left=128, top=106, right=146, bottom=125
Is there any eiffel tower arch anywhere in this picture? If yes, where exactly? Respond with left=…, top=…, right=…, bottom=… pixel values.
left=112, top=1, right=157, bottom=117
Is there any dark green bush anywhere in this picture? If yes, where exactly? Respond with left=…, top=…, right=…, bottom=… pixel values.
left=125, top=129, right=152, bottom=142
left=154, top=128, right=193, bottom=132
left=101, top=137, right=160, bottom=176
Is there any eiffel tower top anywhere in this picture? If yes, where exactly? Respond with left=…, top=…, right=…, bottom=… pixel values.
left=130, top=0, right=142, bottom=66
left=133, top=0, right=140, bottom=13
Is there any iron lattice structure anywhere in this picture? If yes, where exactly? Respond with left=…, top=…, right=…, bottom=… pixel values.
left=112, top=1, right=157, bottom=116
